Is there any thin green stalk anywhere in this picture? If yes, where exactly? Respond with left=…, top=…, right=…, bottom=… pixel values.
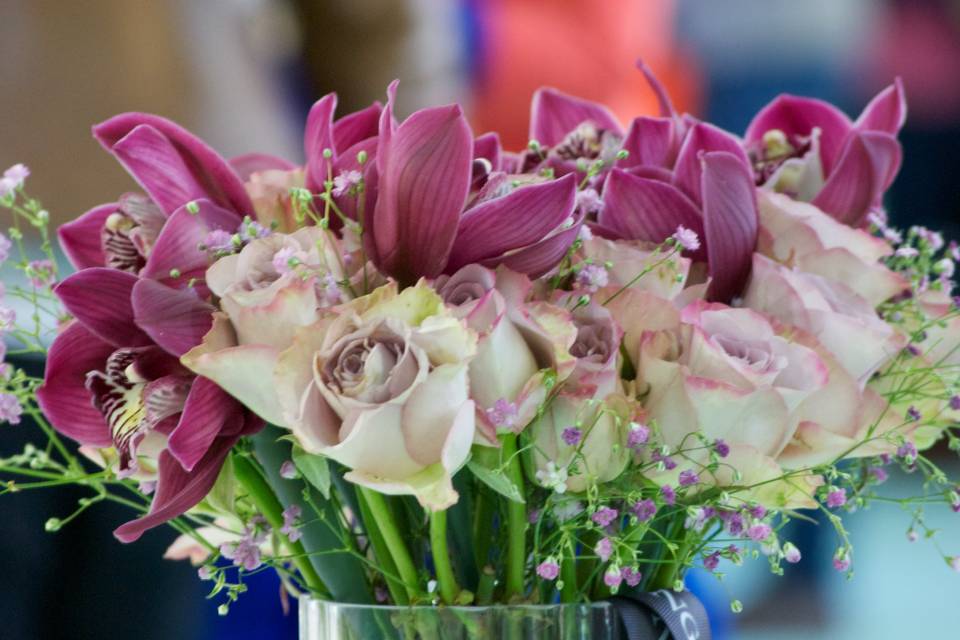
left=501, top=433, right=527, bottom=600
left=560, top=538, right=578, bottom=603
left=429, top=509, right=460, bottom=604
left=232, top=454, right=327, bottom=595
left=356, top=488, right=407, bottom=605
left=359, top=486, right=420, bottom=601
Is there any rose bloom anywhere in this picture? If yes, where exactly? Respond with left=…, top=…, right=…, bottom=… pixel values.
left=244, top=168, right=305, bottom=233
left=578, top=236, right=694, bottom=302
left=435, top=265, right=579, bottom=443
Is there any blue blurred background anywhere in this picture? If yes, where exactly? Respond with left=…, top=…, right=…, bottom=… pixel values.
left=1, top=1, right=959, bottom=638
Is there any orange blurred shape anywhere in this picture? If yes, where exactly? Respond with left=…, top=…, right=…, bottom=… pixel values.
left=470, top=0, right=701, bottom=151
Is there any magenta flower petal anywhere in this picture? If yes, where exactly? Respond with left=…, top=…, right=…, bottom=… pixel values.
left=304, top=93, right=338, bottom=193
left=700, top=151, right=758, bottom=302
left=166, top=378, right=237, bottom=472
left=113, top=435, right=238, bottom=542
left=132, top=279, right=214, bottom=357
left=333, top=101, right=382, bottom=151
left=673, top=122, right=750, bottom=205
left=619, top=116, right=677, bottom=169
left=58, top=202, right=116, bottom=269
left=332, top=137, right=379, bottom=224
left=636, top=58, right=678, bottom=118
left=36, top=321, right=114, bottom=447
left=855, top=78, right=907, bottom=135
left=474, top=132, right=503, bottom=171
left=812, top=130, right=902, bottom=226
left=743, top=95, right=853, bottom=175
left=55, top=268, right=151, bottom=347
left=93, top=113, right=253, bottom=215
left=599, top=169, right=705, bottom=256
left=229, top=153, right=296, bottom=181
left=497, top=209, right=585, bottom=278
left=371, top=101, right=473, bottom=283
left=529, top=88, right=623, bottom=147
left=140, top=199, right=240, bottom=288
left=447, top=174, right=577, bottom=272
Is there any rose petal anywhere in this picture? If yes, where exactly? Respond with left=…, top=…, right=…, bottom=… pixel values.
left=401, top=363, right=471, bottom=466
left=229, top=153, right=296, bottom=181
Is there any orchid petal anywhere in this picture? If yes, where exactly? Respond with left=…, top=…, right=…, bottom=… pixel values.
left=812, top=130, right=902, bottom=226
left=141, top=199, right=239, bottom=287
left=94, top=114, right=252, bottom=215
left=132, top=279, right=214, bottom=357
left=673, top=122, right=749, bottom=205
left=599, top=169, right=704, bottom=254
left=700, top=151, right=759, bottom=302
left=370, top=102, right=473, bottom=283
left=529, top=88, right=623, bottom=147
left=497, top=209, right=585, bottom=278
left=744, top=95, right=853, bottom=175
left=114, top=435, right=238, bottom=542
left=473, top=132, right=503, bottom=171
left=447, top=174, right=576, bottom=272
left=55, top=268, right=151, bottom=347
left=36, top=321, right=114, bottom=447
left=58, top=203, right=115, bottom=269
left=304, top=93, right=338, bottom=194
left=636, top=58, right=677, bottom=118
left=333, top=101, right=382, bottom=151
left=167, top=378, right=239, bottom=471
left=619, top=117, right=677, bottom=169
left=229, top=153, right=296, bottom=181
left=855, top=78, right=907, bottom=135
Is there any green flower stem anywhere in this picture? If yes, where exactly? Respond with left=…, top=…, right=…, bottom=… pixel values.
left=429, top=508, right=460, bottom=604
left=356, top=488, right=407, bottom=605
left=232, top=454, right=327, bottom=596
left=560, top=539, right=578, bottom=603
left=501, top=433, right=527, bottom=600
left=358, top=486, right=420, bottom=601
left=646, top=514, right=692, bottom=591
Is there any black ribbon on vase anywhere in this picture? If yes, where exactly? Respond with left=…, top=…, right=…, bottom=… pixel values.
left=609, top=590, right=712, bottom=640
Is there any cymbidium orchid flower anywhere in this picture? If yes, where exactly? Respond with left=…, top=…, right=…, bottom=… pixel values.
left=58, top=114, right=253, bottom=281
left=38, top=269, right=261, bottom=542
left=366, top=82, right=583, bottom=286
left=744, top=80, right=906, bottom=227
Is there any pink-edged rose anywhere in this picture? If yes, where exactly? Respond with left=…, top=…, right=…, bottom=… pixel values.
left=272, top=282, right=478, bottom=509
left=436, top=265, right=578, bottom=443
left=743, top=253, right=905, bottom=385
left=245, top=168, right=305, bottom=234
left=756, top=191, right=906, bottom=305
left=206, top=227, right=347, bottom=350
left=579, top=236, right=693, bottom=302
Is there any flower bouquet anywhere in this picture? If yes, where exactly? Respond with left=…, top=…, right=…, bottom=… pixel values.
left=2, top=62, right=959, bottom=639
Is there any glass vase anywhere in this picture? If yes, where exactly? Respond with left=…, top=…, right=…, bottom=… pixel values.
left=298, top=597, right=620, bottom=640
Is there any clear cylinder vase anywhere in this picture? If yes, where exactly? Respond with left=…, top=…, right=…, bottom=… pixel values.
left=298, top=598, right=620, bottom=640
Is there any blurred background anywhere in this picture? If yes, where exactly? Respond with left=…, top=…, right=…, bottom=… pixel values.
left=1, top=1, right=959, bottom=638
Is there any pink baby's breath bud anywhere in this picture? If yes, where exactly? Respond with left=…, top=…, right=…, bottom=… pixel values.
left=272, top=246, right=308, bottom=276
left=27, top=259, right=55, bottom=288
left=907, top=529, right=919, bottom=543
left=561, top=426, right=583, bottom=446
left=672, top=225, right=700, bottom=252
left=950, top=395, right=960, bottom=411
left=906, top=406, right=922, bottom=422
left=626, top=422, right=650, bottom=450
left=591, top=507, right=619, bottom=528
left=825, top=488, right=847, bottom=509
left=486, top=398, right=519, bottom=430
left=895, top=246, right=919, bottom=259
left=279, top=460, right=298, bottom=479
left=833, top=550, right=851, bottom=572
left=0, top=178, right=16, bottom=199
left=714, top=438, right=730, bottom=458
left=703, top=552, right=721, bottom=571
left=0, top=306, right=15, bottom=333
left=575, top=187, right=604, bottom=214
left=660, top=485, right=676, bottom=506
left=747, top=523, right=772, bottom=542
left=197, top=565, right=212, bottom=580
left=678, top=469, right=699, bottom=487
left=621, top=566, right=642, bottom=587
left=3, top=164, right=29, bottom=185
left=280, top=504, right=303, bottom=542
left=750, top=505, right=767, bottom=520
left=577, top=225, right=594, bottom=242
left=536, top=557, right=560, bottom=581
left=0, top=393, right=23, bottom=425
left=332, top=169, right=362, bottom=197
left=631, top=499, right=657, bottom=522
left=603, top=565, right=624, bottom=590
left=869, top=466, right=889, bottom=484
left=949, top=556, right=960, bottom=573
left=137, top=480, right=157, bottom=495
left=897, top=442, right=918, bottom=463
left=782, top=542, right=802, bottom=564
left=576, top=263, right=608, bottom=292
left=595, top=537, right=613, bottom=562
left=203, top=229, right=235, bottom=254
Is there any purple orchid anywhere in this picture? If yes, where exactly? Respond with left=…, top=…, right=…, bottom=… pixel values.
left=38, top=269, right=261, bottom=542
left=744, top=80, right=906, bottom=227
left=58, top=114, right=253, bottom=287
left=365, top=82, right=582, bottom=285
left=591, top=64, right=759, bottom=303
